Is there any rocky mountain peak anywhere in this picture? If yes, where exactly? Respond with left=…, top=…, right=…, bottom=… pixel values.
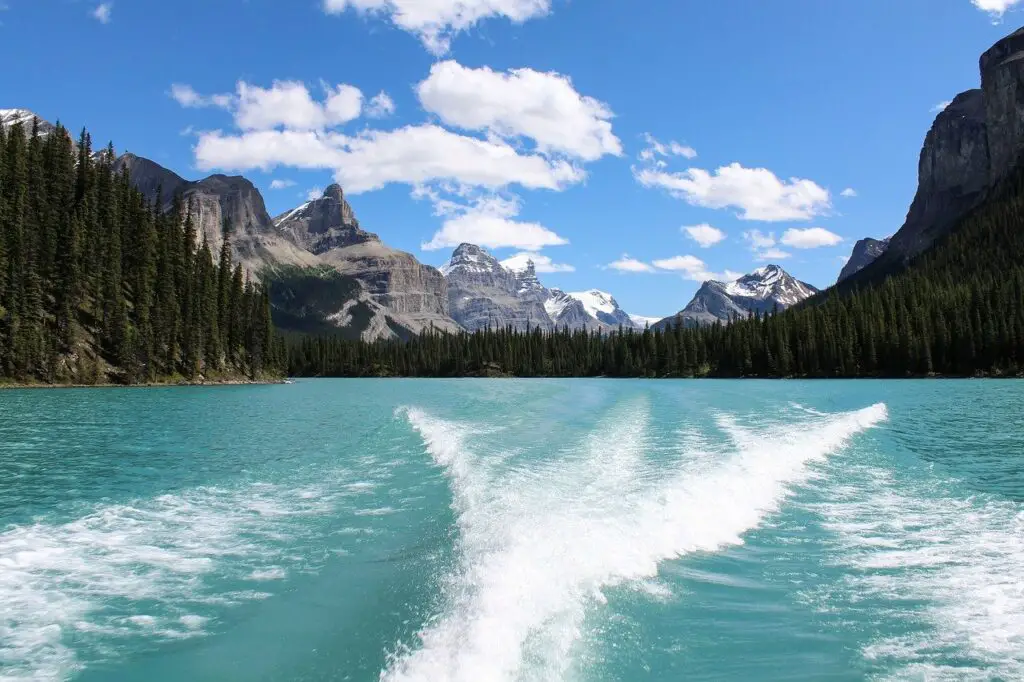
left=442, top=243, right=504, bottom=275
left=838, top=237, right=891, bottom=283
left=0, top=108, right=57, bottom=137
left=273, top=184, right=375, bottom=255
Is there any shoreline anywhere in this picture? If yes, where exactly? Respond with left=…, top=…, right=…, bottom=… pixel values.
left=0, top=378, right=286, bottom=390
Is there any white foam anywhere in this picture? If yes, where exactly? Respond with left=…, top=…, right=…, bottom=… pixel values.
left=382, top=401, right=888, bottom=682
left=810, top=462, right=1024, bottom=680
left=0, top=479, right=345, bottom=681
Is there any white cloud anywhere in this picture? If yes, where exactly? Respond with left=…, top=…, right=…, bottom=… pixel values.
left=743, top=230, right=792, bottom=261
left=606, top=254, right=655, bottom=273
left=972, top=0, right=1022, bottom=19
left=651, top=254, right=740, bottom=283
left=634, top=162, right=831, bottom=222
left=322, top=0, right=553, bottom=55
left=416, top=61, right=621, bottom=161
left=306, top=186, right=324, bottom=201
left=92, top=2, right=112, bottom=23
left=755, top=247, right=792, bottom=261
left=269, top=179, right=296, bottom=190
left=500, top=251, right=575, bottom=273
left=682, top=223, right=726, bottom=248
left=840, top=187, right=857, bottom=198
left=236, top=81, right=362, bottom=130
left=171, top=81, right=363, bottom=129
left=931, top=100, right=953, bottom=113
left=780, top=227, right=844, bottom=249
left=638, top=133, right=697, bottom=163
left=169, top=84, right=234, bottom=110
left=195, top=125, right=583, bottom=194
left=743, top=229, right=777, bottom=250
left=421, top=194, right=568, bottom=251
left=365, top=91, right=396, bottom=118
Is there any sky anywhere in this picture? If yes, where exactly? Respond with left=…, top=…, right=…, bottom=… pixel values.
left=0, top=0, right=1021, bottom=318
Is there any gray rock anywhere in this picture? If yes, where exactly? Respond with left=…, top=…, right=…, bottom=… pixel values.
left=274, top=184, right=376, bottom=254
left=654, top=265, right=818, bottom=329
left=443, top=244, right=553, bottom=331
left=838, top=237, right=890, bottom=283
left=882, top=26, right=1024, bottom=267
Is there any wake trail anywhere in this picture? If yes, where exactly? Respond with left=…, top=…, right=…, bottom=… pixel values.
left=384, top=401, right=888, bottom=682
left=809, top=462, right=1024, bottom=681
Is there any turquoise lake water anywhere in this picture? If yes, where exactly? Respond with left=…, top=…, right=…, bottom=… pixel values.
left=0, top=379, right=1022, bottom=681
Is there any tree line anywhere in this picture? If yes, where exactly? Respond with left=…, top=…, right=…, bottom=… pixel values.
left=0, top=118, right=281, bottom=384
left=286, top=160, right=1024, bottom=379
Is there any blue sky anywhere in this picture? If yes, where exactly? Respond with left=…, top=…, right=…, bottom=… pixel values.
left=0, top=0, right=1020, bottom=317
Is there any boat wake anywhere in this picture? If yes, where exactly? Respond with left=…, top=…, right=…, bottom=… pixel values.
left=809, top=461, right=1024, bottom=680
left=383, top=401, right=888, bottom=682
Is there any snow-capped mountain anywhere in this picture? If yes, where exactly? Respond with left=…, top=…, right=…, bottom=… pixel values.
left=443, top=244, right=643, bottom=332
left=546, top=289, right=636, bottom=330
left=0, top=109, right=56, bottom=137
left=654, top=265, right=819, bottom=328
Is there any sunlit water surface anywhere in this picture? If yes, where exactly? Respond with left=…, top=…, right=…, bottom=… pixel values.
left=1, top=379, right=1021, bottom=681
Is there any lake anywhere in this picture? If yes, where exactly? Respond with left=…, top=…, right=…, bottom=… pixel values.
left=1, top=379, right=1021, bottom=681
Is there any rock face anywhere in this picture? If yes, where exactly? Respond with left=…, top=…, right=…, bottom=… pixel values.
left=274, top=184, right=376, bottom=254
left=838, top=237, right=890, bottom=282
left=654, top=265, right=818, bottom=328
left=882, top=27, right=1024, bottom=267
left=0, top=109, right=57, bottom=137
left=111, top=153, right=458, bottom=339
left=443, top=244, right=643, bottom=332
left=546, top=289, right=635, bottom=330
left=443, top=244, right=553, bottom=331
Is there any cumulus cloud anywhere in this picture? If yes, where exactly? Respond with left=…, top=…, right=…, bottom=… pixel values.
left=743, top=230, right=791, bottom=261
left=194, top=125, right=583, bottom=194
left=269, top=179, right=296, bottom=190
left=634, top=162, right=831, bottom=222
left=306, top=186, right=325, bottom=201
left=638, top=133, right=697, bottom=165
left=606, top=254, right=656, bottom=273
left=682, top=223, right=726, bottom=248
left=780, top=227, right=844, bottom=249
left=840, top=188, right=857, bottom=198
left=500, top=251, right=575, bottom=273
left=92, top=2, right=112, bottom=23
left=972, top=0, right=1022, bottom=20
left=416, top=61, right=621, bottom=161
left=169, top=84, right=233, bottom=110
left=365, top=91, right=396, bottom=118
left=421, top=194, right=568, bottom=251
left=170, top=80, right=363, bottom=129
left=322, top=0, right=553, bottom=54
left=651, top=255, right=741, bottom=283
left=236, top=81, right=362, bottom=130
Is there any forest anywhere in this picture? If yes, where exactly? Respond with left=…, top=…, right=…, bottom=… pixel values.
left=0, top=119, right=281, bottom=385
left=286, top=162, right=1024, bottom=379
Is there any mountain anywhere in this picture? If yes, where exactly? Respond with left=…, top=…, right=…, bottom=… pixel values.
left=545, top=289, right=636, bottom=330
left=443, top=245, right=641, bottom=332
left=109, top=152, right=458, bottom=340
left=838, top=237, right=890, bottom=282
left=0, top=109, right=56, bottom=137
left=442, top=244, right=553, bottom=331
left=274, top=185, right=458, bottom=337
left=654, top=265, right=818, bottom=329
left=860, top=28, right=1024, bottom=276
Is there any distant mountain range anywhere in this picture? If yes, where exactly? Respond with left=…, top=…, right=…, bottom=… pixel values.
left=0, top=108, right=833, bottom=338
left=441, top=243, right=643, bottom=331
left=653, top=265, right=818, bottom=329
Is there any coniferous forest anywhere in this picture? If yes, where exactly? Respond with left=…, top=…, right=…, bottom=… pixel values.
left=0, top=119, right=280, bottom=385
left=286, top=161, right=1024, bottom=379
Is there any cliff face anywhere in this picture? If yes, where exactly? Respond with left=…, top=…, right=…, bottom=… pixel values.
left=442, top=244, right=553, bottom=332
left=884, top=27, right=1024, bottom=265
left=274, top=184, right=376, bottom=254
left=838, top=237, right=890, bottom=283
